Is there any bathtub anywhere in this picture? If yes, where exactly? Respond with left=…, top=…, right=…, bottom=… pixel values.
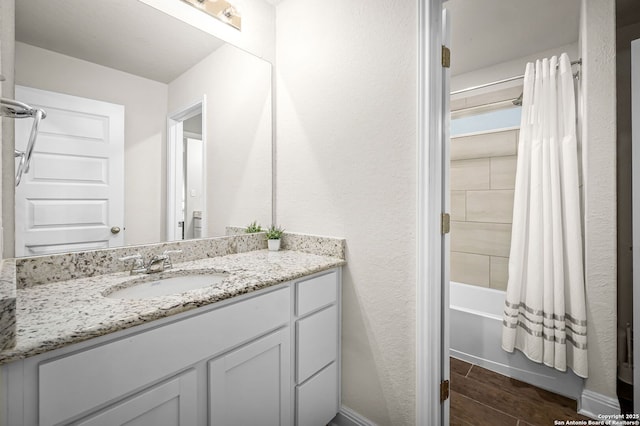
left=449, top=281, right=584, bottom=399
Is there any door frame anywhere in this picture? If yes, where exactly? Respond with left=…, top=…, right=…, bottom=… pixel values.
left=417, top=0, right=446, bottom=424
left=166, top=96, right=207, bottom=241
left=631, top=37, right=640, bottom=412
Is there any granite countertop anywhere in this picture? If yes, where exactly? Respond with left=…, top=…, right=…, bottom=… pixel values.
left=0, top=249, right=345, bottom=365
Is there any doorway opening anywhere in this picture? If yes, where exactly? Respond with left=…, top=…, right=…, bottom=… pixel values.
left=166, top=97, right=207, bottom=241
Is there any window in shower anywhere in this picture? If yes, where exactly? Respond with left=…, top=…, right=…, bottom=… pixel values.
left=450, top=105, right=521, bottom=291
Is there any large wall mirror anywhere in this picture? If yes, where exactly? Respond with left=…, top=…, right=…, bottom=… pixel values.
left=12, top=0, right=272, bottom=257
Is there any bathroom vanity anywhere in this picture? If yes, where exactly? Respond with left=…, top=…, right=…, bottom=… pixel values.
left=0, top=241, right=344, bottom=426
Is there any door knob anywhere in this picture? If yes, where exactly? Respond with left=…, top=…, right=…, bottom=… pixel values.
left=111, top=226, right=121, bottom=234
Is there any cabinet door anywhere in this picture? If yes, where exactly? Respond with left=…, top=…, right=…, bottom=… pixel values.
left=74, top=370, right=197, bottom=426
left=209, top=328, right=291, bottom=426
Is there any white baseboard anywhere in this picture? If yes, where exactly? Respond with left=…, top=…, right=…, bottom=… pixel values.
left=329, top=405, right=378, bottom=426
left=330, top=390, right=617, bottom=424
left=579, top=389, right=621, bottom=419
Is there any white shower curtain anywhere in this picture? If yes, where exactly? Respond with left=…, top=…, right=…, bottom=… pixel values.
left=501, top=53, right=588, bottom=378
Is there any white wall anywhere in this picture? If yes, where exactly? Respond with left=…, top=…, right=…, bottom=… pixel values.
left=168, top=44, right=272, bottom=236
left=138, top=0, right=276, bottom=63
left=580, top=0, right=618, bottom=401
left=14, top=42, right=168, bottom=247
left=276, top=0, right=417, bottom=424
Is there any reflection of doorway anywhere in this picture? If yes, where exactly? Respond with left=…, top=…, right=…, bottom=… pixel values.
left=183, top=114, right=203, bottom=239
left=166, top=97, right=206, bottom=241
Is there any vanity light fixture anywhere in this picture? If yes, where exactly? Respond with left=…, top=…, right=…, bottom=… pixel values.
left=181, top=0, right=242, bottom=31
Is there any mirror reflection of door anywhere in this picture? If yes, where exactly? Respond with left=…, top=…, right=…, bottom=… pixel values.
left=183, top=114, right=204, bottom=240
left=167, top=103, right=206, bottom=241
left=14, top=86, right=125, bottom=256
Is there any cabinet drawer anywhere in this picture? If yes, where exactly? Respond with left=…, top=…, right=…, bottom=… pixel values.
left=296, top=305, right=337, bottom=384
left=38, top=288, right=290, bottom=426
left=296, top=362, right=338, bottom=426
left=296, top=271, right=337, bottom=317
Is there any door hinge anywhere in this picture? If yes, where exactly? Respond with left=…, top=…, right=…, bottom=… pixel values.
left=440, top=380, right=450, bottom=403
left=441, top=213, right=451, bottom=234
left=442, top=45, right=451, bottom=68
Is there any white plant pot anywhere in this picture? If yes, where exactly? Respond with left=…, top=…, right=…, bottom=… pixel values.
left=268, top=239, right=281, bottom=251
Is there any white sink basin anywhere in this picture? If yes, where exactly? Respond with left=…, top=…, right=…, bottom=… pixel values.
left=105, top=272, right=229, bottom=300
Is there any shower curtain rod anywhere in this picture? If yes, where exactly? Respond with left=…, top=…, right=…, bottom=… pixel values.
left=450, top=59, right=582, bottom=96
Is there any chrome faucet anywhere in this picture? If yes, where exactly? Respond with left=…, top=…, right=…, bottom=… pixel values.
left=119, top=254, right=146, bottom=275
left=119, top=250, right=183, bottom=275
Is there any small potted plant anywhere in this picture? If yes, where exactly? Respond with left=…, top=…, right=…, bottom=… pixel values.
left=245, top=220, right=263, bottom=233
left=265, top=225, right=284, bottom=251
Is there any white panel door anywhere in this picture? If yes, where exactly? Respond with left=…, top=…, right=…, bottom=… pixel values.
left=14, top=86, right=124, bottom=256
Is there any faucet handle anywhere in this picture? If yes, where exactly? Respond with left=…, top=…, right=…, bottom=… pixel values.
left=119, top=253, right=142, bottom=261
left=119, top=253, right=145, bottom=274
left=162, top=250, right=182, bottom=256
left=161, top=250, right=182, bottom=269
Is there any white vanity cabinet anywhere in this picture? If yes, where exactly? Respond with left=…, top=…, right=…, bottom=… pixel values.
left=0, top=267, right=341, bottom=426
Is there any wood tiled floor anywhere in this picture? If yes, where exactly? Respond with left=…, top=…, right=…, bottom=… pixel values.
left=450, top=357, right=591, bottom=426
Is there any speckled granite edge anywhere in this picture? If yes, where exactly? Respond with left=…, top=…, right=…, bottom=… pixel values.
left=14, top=231, right=346, bottom=287
left=16, top=233, right=268, bottom=288
left=1, top=250, right=345, bottom=364
left=226, top=226, right=250, bottom=236
left=281, top=232, right=346, bottom=259
left=226, top=228, right=346, bottom=259
left=0, top=260, right=16, bottom=350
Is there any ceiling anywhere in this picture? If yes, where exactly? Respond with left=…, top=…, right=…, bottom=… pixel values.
left=446, top=0, right=581, bottom=76
left=16, top=0, right=584, bottom=82
left=16, top=0, right=226, bottom=83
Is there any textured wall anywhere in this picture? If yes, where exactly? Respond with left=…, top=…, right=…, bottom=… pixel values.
left=276, top=0, right=417, bottom=424
left=580, top=0, right=618, bottom=398
left=14, top=42, right=169, bottom=247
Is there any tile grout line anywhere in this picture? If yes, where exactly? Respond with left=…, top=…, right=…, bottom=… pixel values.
left=465, top=364, right=473, bottom=377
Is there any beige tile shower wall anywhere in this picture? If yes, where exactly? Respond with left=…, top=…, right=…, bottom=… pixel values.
left=450, top=129, right=518, bottom=291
